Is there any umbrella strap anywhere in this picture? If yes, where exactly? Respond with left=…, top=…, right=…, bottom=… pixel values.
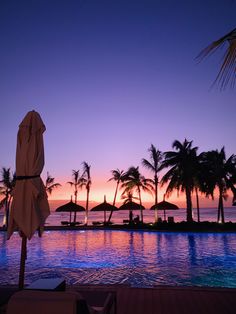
left=16, top=175, right=40, bottom=180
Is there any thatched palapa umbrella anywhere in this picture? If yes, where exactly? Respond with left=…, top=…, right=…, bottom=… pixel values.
left=150, top=200, right=179, bottom=221
left=7, top=110, right=50, bottom=289
left=56, top=198, right=85, bottom=224
left=119, top=201, right=145, bottom=223
left=90, top=196, right=118, bottom=223
left=119, top=201, right=145, bottom=211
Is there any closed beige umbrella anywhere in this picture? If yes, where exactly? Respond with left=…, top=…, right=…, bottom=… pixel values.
left=7, top=110, right=50, bottom=289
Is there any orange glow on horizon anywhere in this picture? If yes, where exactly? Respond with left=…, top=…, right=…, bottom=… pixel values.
left=46, top=175, right=234, bottom=208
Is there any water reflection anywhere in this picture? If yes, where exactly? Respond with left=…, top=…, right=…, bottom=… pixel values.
left=1, top=230, right=236, bottom=287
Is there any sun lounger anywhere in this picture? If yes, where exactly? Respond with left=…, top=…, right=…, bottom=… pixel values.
left=61, top=221, right=69, bottom=225
left=69, top=222, right=82, bottom=226
left=92, top=222, right=103, bottom=226
left=168, top=216, right=174, bottom=223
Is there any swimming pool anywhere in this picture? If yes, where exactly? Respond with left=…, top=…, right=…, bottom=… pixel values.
left=1, top=230, right=236, bottom=288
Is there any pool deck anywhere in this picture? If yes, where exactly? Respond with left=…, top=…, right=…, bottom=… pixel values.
left=1, top=284, right=236, bottom=314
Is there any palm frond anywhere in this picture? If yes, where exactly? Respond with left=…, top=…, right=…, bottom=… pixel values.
left=197, top=28, right=236, bottom=89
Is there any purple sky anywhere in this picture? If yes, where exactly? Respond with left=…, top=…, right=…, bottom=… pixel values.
left=1, top=0, right=236, bottom=205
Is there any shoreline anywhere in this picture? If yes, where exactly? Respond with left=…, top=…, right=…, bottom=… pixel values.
left=1, top=221, right=236, bottom=233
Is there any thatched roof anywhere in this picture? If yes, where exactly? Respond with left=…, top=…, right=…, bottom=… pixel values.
left=119, top=201, right=145, bottom=211
left=90, top=201, right=118, bottom=212
left=150, top=201, right=179, bottom=210
left=55, top=201, right=85, bottom=212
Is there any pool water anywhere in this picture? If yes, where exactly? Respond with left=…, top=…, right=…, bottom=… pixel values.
left=1, top=230, right=236, bottom=288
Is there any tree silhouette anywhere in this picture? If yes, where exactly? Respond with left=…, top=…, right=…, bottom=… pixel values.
left=107, top=169, right=124, bottom=223
left=0, top=167, right=15, bottom=228
left=45, top=172, right=61, bottom=195
left=161, top=139, right=199, bottom=223
left=200, top=147, right=236, bottom=223
left=82, top=161, right=91, bottom=225
left=197, top=28, right=236, bottom=89
left=121, top=166, right=153, bottom=223
left=142, top=144, right=163, bottom=223
left=67, top=170, right=86, bottom=223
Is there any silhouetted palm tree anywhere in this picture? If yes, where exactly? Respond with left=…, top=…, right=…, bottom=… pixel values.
left=142, top=144, right=163, bottom=223
left=200, top=147, right=236, bottom=223
left=197, top=28, right=236, bottom=89
left=67, top=170, right=86, bottom=223
left=160, top=139, right=199, bottom=223
left=192, top=153, right=207, bottom=223
left=121, top=166, right=153, bottom=223
left=82, top=162, right=91, bottom=225
left=107, top=169, right=124, bottom=223
left=0, top=167, right=15, bottom=227
left=45, top=172, right=61, bottom=195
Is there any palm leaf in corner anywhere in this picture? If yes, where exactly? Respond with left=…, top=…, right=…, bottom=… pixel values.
left=197, top=28, right=236, bottom=89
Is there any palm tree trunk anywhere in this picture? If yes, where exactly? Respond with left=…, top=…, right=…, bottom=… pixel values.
left=4, top=196, right=8, bottom=228
left=108, top=181, right=119, bottom=223
left=138, top=188, right=143, bottom=223
left=6, top=196, right=12, bottom=228
left=195, top=187, right=200, bottom=222
left=74, top=189, right=77, bottom=223
left=154, top=176, right=158, bottom=223
left=186, top=187, right=193, bottom=222
left=218, top=187, right=225, bottom=223
left=84, top=189, right=90, bottom=225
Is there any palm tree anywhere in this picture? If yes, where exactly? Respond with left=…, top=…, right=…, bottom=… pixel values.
left=45, top=172, right=61, bottom=195
left=160, top=139, right=199, bottom=223
left=121, top=166, right=153, bottom=223
left=142, top=144, right=163, bottom=223
left=0, top=167, right=15, bottom=228
left=197, top=28, right=236, bottom=89
left=67, top=170, right=86, bottom=223
left=82, top=162, right=91, bottom=225
left=200, top=147, right=236, bottom=223
left=107, top=169, right=124, bottom=223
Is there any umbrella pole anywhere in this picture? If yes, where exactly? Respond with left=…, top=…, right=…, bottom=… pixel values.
left=104, top=210, right=106, bottom=224
left=19, top=234, right=27, bottom=290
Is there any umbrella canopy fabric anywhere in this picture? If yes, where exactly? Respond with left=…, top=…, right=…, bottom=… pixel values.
left=150, top=201, right=179, bottom=210
left=119, top=201, right=145, bottom=211
left=7, top=110, right=50, bottom=240
left=90, top=201, right=118, bottom=212
left=56, top=201, right=85, bottom=212
left=7, top=110, right=50, bottom=289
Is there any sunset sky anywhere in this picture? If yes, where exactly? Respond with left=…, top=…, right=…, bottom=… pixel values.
left=1, top=0, right=236, bottom=207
